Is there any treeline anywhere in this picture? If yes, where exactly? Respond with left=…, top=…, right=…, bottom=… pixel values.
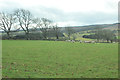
left=0, top=9, right=119, bottom=43
left=0, top=9, right=64, bottom=40
left=82, top=29, right=118, bottom=43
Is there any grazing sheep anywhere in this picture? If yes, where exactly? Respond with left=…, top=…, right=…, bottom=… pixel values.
left=71, top=40, right=75, bottom=43
left=65, top=40, right=71, bottom=42
left=84, top=41, right=91, bottom=43
left=91, top=41, right=95, bottom=43
left=79, top=40, right=82, bottom=43
left=65, top=40, right=75, bottom=43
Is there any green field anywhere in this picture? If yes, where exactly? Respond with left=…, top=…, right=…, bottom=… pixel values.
left=2, top=40, right=118, bottom=78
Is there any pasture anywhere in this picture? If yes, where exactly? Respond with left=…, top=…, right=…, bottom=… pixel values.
left=2, top=40, right=118, bottom=78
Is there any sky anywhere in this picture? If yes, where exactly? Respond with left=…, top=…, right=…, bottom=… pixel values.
left=0, top=0, right=119, bottom=27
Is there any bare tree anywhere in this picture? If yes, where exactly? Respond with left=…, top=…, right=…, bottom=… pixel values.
left=95, top=29, right=116, bottom=43
left=0, top=12, right=16, bottom=39
left=41, top=18, right=52, bottom=39
left=34, top=18, right=52, bottom=39
left=52, top=24, right=60, bottom=39
left=72, top=32, right=77, bottom=40
left=65, top=27, right=74, bottom=40
left=14, top=9, right=33, bottom=40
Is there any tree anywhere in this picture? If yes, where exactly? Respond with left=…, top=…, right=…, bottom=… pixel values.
left=14, top=9, right=33, bottom=40
left=72, top=32, right=77, bottom=40
left=34, top=18, right=52, bottom=39
left=41, top=18, right=52, bottom=39
left=95, top=29, right=116, bottom=43
left=102, top=30, right=116, bottom=43
left=52, top=24, right=60, bottom=39
left=0, top=12, right=16, bottom=39
left=65, top=27, right=74, bottom=40
left=94, top=27, right=102, bottom=42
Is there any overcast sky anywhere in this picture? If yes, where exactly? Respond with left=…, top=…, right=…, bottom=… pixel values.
left=0, top=0, right=119, bottom=27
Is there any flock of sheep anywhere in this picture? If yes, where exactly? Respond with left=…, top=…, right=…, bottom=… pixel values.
left=65, top=40, right=96, bottom=43
left=65, top=40, right=117, bottom=43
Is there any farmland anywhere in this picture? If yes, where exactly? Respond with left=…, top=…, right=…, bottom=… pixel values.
left=2, top=40, right=118, bottom=78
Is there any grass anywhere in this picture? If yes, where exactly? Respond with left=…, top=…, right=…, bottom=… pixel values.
left=2, top=40, right=118, bottom=78
left=63, top=32, right=96, bottom=41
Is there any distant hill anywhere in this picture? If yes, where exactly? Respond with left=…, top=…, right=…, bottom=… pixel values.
left=0, top=23, right=118, bottom=33
left=60, top=23, right=118, bottom=33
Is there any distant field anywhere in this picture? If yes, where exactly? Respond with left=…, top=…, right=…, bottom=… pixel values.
left=2, top=40, right=118, bottom=78
left=63, top=32, right=96, bottom=41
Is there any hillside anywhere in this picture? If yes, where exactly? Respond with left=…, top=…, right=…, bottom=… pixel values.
left=60, top=23, right=118, bottom=33
left=0, top=23, right=118, bottom=33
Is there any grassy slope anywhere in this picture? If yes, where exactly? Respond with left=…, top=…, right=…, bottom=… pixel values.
left=63, top=32, right=95, bottom=41
left=2, top=40, right=118, bottom=78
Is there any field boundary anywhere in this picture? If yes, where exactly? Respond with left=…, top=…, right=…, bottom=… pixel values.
left=1, top=78, right=119, bottom=80
left=0, top=33, right=2, bottom=80
left=118, top=1, right=120, bottom=79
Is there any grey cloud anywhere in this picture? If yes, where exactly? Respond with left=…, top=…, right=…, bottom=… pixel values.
left=30, top=6, right=117, bottom=25
left=0, top=0, right=22, bottom=12
left=0, top=1, right=117, bottom=26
